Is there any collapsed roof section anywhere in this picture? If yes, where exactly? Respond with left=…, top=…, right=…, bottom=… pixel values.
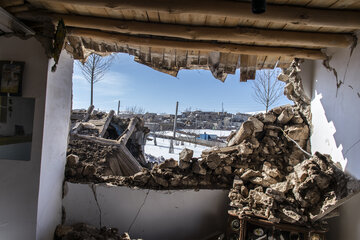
left=1, top=0, right=359, bottom=81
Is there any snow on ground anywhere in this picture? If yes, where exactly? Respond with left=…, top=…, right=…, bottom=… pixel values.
left=144, top=129, right=232, bottom=161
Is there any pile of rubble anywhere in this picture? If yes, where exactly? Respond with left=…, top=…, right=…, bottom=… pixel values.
left=228, top=151, right=359, bottom=225
left=65, top=103, right=360, bottom=226
left=119, top=104, right=312, bottom=189
left=66, top=104, right=309, bottom=188
left=66, top=139, right=118, bottom=182
left=67, top=108, right=150, bottom=178
left=64, top=60, right=360, bottom=226
left=54, top=223, right=139, bottom=240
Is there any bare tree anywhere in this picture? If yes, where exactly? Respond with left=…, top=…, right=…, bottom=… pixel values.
left=78, top=53, right=114, bottom=106
left=252, top=69, right=285, bottom=112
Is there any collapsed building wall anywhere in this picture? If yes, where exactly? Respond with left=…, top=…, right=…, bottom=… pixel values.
left=63, top=59, right=360, bottom=237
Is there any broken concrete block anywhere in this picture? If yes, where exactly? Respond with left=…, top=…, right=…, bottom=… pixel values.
left=304, top=187, right=321, bottom=205
left=241, top=185, right=249, bottom=197
left=159, top=159, right=178, bottom=169
left=66, top=154, right=79, bottom=167
left=285, top=124, right=309, bottom=142
left=262, top=174, right=278, bottom=185
left=248, top=117, right=264, bottom=133
left=152, top=175, right=168, bottom=187
left=262, top=162, right=282, bottom=179
left=237, top=142, right=253, bottom=155
left=223, top=166, right=232, bottom=175
left=294, top=163, right=308, bottom=182
left=267, top=129, right=278, bottom=138
left=270, top=181, right=291, bottom=194
left=205, top=153, right=222, bottom=169
left=266, top=188, right=285, bottom=202
left=249, top=189, right=273, bottom=207
left=281, top=206, right=302, bottom=223
left=169, top=176, right=182, bottom=187
left=241, top=169, right=262, bottom=180
left=228, top=121, right=254, bottom=146
left=286, top=147, right=305, bottom=166
left=292, top=112, right=304, bottom=124
left=214, top=167, right=223, bottom=175
left=277, top=73, right=289, bottom=82
left=179, top=148, right=193, bottom=162
left=263, top=113, right=277, bottom=123
left=82, top=165, right=96, bottom=177
left=313, top=173, right=331, bottom=190
left=192, top=161, right=207, bottom=175
left=272, top=105, right=287, bottom=115
left=132, top=171, right=150, bottom=183
left=121, top=232, right=131, bottom=240
left=277, top=108, right=294, bottom=124
left=248, top=137, right=260, bottom=149
left=179, top=160, right=191, bottom=169
left=233, top=177, right=243, bottom=187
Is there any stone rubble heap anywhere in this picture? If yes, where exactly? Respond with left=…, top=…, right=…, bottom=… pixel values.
left=119, top=104, right=312, bottom=190
left=54, top=223, right=140, bottom=240
left=66, top=139, right=118, bottom=182
left=278, top=58, right=311, bottom=123
left=67, top=111, right=150, bottom=178
left=65, top=103, right=359, bottom=226
left=65, top=105, right=310, bottom=189
left=64, top=60, right=360, bottom=225
left=228, top=152, right=359, bottom=225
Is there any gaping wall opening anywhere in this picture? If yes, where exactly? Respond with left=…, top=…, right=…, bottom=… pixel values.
left=67, top=52, right=295, bottom=187
left=61, top=51, right=360, bottom=240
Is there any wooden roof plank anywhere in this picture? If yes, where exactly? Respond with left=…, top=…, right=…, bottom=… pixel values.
left=66, top=28, right=327, bottom=60
left=31, top=14, right=355, bottom=49
left=30, top=0, right=360, bottom=29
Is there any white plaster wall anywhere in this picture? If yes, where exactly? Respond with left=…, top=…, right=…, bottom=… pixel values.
left=0, top=37, right=49, bottom=240
left=63, top=183, right=229, bottom=240
left=0, top=36, right=73, bottom=240
left=300, top=32, right=360, bottom=240
left=309, top=35, right=360, bottom=175
left=36, top=51, right=73, bottom=240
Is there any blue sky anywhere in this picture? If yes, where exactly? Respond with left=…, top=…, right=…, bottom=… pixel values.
left=72, top=53, right=291, bottom=114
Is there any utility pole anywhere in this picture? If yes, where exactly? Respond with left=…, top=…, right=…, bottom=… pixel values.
left=222, top=102, right=224, bottom=114
left=169, top=101, right=179, bottom=153
left=117, top=100, right=120, bottom=115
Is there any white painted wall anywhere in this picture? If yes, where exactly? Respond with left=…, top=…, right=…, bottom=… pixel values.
left=63, top=183, right=229, bottom=240
left=36, top=51, right=73, bottom=240
left=0, top=36, right=48, bottom=240
left=299, top=32, right=360, bottom=240
left=0, top=36, right=73, bottom=240
left=304, top=33, right=360, bottom=175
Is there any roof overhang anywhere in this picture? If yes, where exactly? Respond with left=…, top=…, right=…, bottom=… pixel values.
left=0, top=0, right=359, bottom=81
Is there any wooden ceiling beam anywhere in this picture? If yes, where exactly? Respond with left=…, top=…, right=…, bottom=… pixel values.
left=35, top=14, right=354, bottom=48
left=67, top=28, right=326, bottom=60
left=29, top=0, right=360, bottom=29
